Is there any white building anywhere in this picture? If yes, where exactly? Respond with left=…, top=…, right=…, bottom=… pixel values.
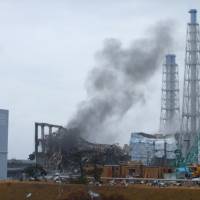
left=0, top=109, right=9, bottom=179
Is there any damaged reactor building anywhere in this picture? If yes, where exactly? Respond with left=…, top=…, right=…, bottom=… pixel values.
left=29, top=9, right=200, bottom=171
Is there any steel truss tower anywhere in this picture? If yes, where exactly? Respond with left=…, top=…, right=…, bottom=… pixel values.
left=160, top=54, right=180, bottom=134
left=182, top=9, right=200, bottom=156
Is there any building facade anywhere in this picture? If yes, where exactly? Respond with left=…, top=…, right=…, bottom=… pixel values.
left=129, top=132, right=177, bottom=166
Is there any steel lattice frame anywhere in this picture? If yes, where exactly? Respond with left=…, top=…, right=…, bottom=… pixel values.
left=160, top=55, right=180, bottom=134
left=181, top=10, right=200, bottom=157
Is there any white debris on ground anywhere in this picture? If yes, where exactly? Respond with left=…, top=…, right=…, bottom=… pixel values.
left=88, top=190, right=100, bottom=199
left=25, top=193, right=32, bottom=199
left=122, top=180, right=129, bottom=187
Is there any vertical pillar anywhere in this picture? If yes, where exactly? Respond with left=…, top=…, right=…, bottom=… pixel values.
left=49, top=126, right=52, bottom=135
left=0, top=110, right=9, bottom=180
left=41, top=125, right=45, bottom=153
left=166, top=55, right=177, bottom=127
left=190, top=10, right=198, bottom=138
left=35, top=123, right=39, bottom=164
left=164, top=140, right=167, bottom=166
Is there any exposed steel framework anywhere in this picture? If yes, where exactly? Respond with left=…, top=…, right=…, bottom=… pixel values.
left=160, top=55, right=180, bottom=134
left=181, top=9, right=200, bottom=157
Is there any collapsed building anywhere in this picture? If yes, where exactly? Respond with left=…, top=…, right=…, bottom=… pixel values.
left=34, top=122, right=129, bottom=172
left=30, top=10, right=200, bottom=175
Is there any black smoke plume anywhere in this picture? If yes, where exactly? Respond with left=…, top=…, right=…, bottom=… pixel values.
left=67, top=22, right=174, bottom=142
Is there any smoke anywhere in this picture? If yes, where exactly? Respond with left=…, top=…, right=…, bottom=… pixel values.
left=67, top=21, right=174, bottom=142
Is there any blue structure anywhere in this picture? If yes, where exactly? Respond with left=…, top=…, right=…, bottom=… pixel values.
left=129, top=132, right=177, bottom=165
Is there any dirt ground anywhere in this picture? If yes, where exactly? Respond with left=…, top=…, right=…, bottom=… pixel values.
left=1, top=181, right=200, bottom=200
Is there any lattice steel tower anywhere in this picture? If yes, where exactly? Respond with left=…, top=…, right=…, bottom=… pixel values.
left=160, top=54, right=180, bottom=134
left=182, top=9, right=200, bottom=156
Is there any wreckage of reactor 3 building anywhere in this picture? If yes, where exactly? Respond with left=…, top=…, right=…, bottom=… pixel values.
left=33, top=122, right=129, bottom=171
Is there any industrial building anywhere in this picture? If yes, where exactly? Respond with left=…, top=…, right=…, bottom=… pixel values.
left=34, top=122, right=64, bottom=168
left=129, top=132, right=177, bottom=166
left=130, top=9, right=200, bottom=166
left=22, top=9, right=200, bottom=181
left=7, top=159, right=34, bottom=180
left=34, top=122, right=121, bottom=171
left=129, top=54, right=179, bottom=167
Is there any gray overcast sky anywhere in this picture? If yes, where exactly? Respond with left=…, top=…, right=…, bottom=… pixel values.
left=0, top=0, right=199, bottom=159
